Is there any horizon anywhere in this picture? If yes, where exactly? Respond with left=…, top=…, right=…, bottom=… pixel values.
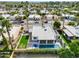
left=0, top=0, right=79, bottom=2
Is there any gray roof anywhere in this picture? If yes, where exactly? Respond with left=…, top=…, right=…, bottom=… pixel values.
left=64, top=26, right=79, bottom=37
left=32, top=24, right=56, bottom=40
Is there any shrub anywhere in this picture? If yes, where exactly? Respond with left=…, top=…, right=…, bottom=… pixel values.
left=24, top=49, right=59, bottom=54
left=53, top=21, right=61, bottom=29
left=58, top=48, right=75, bottom=58
left=67, top=22, right=75, bottom=26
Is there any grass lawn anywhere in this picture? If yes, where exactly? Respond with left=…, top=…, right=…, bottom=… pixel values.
left=18, top=35, right=29, bottom=48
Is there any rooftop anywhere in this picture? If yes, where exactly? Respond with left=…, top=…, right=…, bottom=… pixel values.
left=32, top=24, right=56, bottom=40
left=2, top=14, right=10, bottom=19
left=64, top=25, right=79, bottom=37
left=45, top=14, right=53, bottom=20
left=62, top=14, right=75, bottom=17
left=28, top=14, right=41, bottom=19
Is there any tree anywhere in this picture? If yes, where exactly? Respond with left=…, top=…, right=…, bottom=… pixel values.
left=67, top=22, right=75, bottom=26
left=23, top=10, right=29, bottom=17
left=69, top=41, right=79, bottom=57
left=53, top=21, right=61, bottom=29
left=23, top=10, right=29, bottom=32
left=0, top=16, right=9, bottom=49
left=4, top=20, right=13, bottom=49
left=0, top=28, right=9, bottom=49
left=58, top=48, right=75, bottom=58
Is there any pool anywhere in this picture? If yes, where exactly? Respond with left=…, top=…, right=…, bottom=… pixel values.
left=33, top=44, right=60, bottom=48
left=39, top=45, right=60, bottom=48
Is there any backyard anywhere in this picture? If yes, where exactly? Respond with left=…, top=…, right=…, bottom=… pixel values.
left=18, top=35, right=29, bottom=49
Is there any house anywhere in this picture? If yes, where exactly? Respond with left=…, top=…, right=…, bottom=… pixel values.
left=45, top=14, right=53, bottom=21
left=31, top=24, right=57, bottom=48
left=28, top=14, right=41, bottom=23
left=70, top=10, right=79, bottom=13
left=40, top=8, right=49, bottom=14
left=62, top=14, right=75, bottom=21
left=63, top=25, right=79, bottom=40
left=1, top=14, right=11, bottom=19
left=30, top=10, right=37, bottom=14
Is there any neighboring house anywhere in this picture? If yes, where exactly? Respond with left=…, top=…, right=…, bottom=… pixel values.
left=0, top=10, right=8, bottom=14
left=31, top=24, right=57, bottom=48
left=30, top=10, right=37, bottom=14
left=28, top=14, right=41, bottom=23
left=40, top=8, right=49, bottom=14
left=62, top=14, right=75, bottom=21
left=63, top=25, right=79, bottom=40
left=1, top=14, right=11, bottom=19
left=45, top=14, right=53, bottom=21
left=70, top=10, right=79, bottom=13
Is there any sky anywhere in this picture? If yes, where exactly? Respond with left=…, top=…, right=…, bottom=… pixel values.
left=0, top=0, right=79, bottom=2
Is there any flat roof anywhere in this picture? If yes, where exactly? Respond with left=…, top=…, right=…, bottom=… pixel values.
left=28, top=14, right=41, bottom=19
left=45, top=14, right=53, bottom=19
left=63, top=29, right=73, bottom=37
left=64, top=26, right=79, bottom=37
left=62, top=14, right=75, bottom=17
left=32, top=24, right=56, bottom=40
left=2, top=14, right=10, bottom=18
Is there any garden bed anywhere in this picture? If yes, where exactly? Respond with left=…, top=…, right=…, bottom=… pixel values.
left=18, top=35, right=29, bottom=48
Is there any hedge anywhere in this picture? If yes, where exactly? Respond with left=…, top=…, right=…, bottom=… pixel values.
left=15, top=49, right=59, bottom=54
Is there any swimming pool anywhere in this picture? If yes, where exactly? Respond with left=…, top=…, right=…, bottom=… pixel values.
left=39, top=45, right=60, bottom=48
left=33, top=44, right=60, bottom=48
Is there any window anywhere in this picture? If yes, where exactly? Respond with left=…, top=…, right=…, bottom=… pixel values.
left=33, top=37, right=37, bottom=40
left=40, top=40, right=46, bottom=44
left=47, top=40, right=53, bottom=44
left=44, top=29, right=47, bottom=31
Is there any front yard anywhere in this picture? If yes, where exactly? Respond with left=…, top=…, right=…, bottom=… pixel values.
left=18, top=35, right=29, bottom=49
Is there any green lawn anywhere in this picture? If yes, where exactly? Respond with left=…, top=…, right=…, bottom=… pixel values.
left=18, top=35, right=29, bottom=48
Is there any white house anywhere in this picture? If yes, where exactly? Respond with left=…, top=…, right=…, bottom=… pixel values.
left=32, top=24, right=57, bottom=47
left=63, top=25, right=79, bottom=40
left=40, top=8, right=49, bottom=14
left=45, top=14, right=53, bottom=21
left=1, top=14, right=11, bottom=19
left=62, top=14, right=75, bottom=21
left=28, top=14, right=41, bottom=24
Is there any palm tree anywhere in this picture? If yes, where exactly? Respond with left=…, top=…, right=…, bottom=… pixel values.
left=0, top=28, right=9, bottom=48
left=23, top=10, right=29, bottom=32
left=4, top=20, right=13, bottom=49
left=0, top=16, right=9, bottom=48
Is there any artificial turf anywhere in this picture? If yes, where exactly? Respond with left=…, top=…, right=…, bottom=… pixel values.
left=18, top=35, right=29, bottom=48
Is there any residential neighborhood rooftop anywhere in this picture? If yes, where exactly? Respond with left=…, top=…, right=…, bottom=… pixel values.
left=64, top=26, right=79, bottom=37
left=32, top=24, right=56, bottom=40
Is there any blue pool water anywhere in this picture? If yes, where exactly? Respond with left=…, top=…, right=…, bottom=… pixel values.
left=33, top=44, right=60, bottom=48
left=39, top=45, right=60, bottom=48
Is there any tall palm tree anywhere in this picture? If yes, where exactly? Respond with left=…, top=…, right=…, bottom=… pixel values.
left=23, top=10, right=29, bottom=32
left=0, top=16, right=9, bottom=48
left=0, top=28, right=9, bottom=48
left=4, top=20, right=13, bottom=49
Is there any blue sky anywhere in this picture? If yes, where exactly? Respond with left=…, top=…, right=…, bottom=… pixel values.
left=0, top=0, right=79, bottom=2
